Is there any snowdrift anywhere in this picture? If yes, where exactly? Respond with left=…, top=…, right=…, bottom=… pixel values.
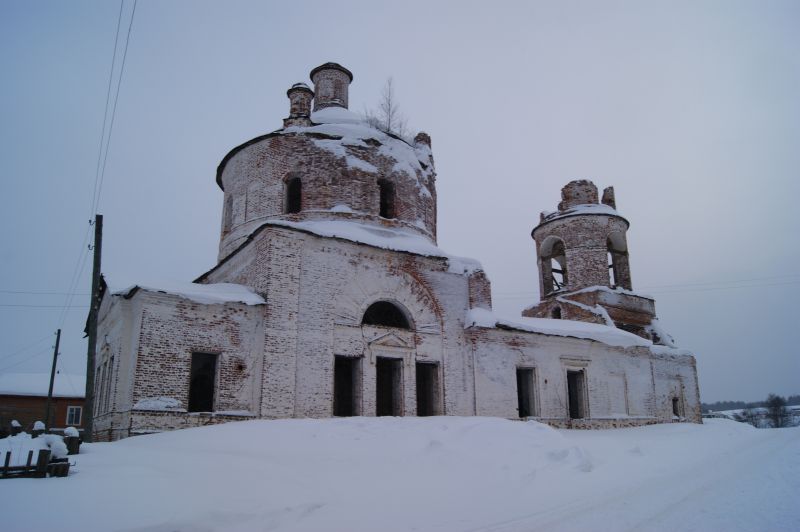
left=1, top=417, right=798, bottom=531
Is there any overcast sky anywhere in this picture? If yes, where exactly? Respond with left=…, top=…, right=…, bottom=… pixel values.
left=1, top=0, right=798, bottom=403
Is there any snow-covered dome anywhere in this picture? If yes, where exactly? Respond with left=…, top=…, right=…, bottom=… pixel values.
left=214, top=63, right=437, bottom=262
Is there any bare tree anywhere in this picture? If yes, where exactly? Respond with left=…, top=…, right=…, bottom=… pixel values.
left=365, top=77, right=409, bottom=139
left=766, top=394, right=788, bottom=428
left=733, top=407, right=759, bottom=428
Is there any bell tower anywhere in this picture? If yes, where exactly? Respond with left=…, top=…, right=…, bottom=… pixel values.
left=523, top=180, right=671, bottom=345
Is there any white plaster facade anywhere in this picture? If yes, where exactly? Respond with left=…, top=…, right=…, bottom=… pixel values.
left=92, top=63, right=701, bottom=441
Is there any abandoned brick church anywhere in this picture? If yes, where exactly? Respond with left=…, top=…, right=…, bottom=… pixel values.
left=92, top=63, right=701, bottom=441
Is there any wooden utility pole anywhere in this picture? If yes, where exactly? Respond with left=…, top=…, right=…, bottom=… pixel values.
left=84, top=214, right=103, bottom=442
left=44, top=328, right=61, bottom=430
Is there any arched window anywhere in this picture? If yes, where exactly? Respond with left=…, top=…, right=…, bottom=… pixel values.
left=362, top=301, right=410, bottom=329
left=551, top=307, right=562, bottom=319
left=378, top=179, right=395, bottom=219
left=607, top=232, right=631, bottom=289
left=540, top=236, right=568, bottom=295
left=285, top=177, right=302, bottom=214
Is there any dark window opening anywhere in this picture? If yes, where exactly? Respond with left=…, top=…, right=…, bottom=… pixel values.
left=376, top=357, right=403, bottom=416
left=223, top=194, right=233, bottom=232
left=516, top=368, right=536, bottom=418
left=334, top=356, right=360, bottom=416
left=416, top=363, right=439, bottom=416
left=188, top=353, right=217, bottom=413
left=378, top=180, right=396, bottom=219
left=551, top=307, right=562, bottom=319
left=567, top=369, right=586, bottom=419
left=286, top=177, right=302, bottom=214
left=672, top=397, right=681, bottom=417
left=362, top=301, right=410, bottom=329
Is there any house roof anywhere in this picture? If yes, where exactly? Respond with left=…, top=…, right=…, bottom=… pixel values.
left=0, top=372, right=86, bottom=398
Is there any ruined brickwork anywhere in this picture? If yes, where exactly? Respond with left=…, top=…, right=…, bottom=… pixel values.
left=94, top=63, right=701, bottom=441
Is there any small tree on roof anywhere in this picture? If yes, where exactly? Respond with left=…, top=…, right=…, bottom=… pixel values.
left=365, top=77, right=409, bottom=139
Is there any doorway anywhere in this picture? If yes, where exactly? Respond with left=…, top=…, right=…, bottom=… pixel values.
left=334, top=356, right=360, bottom=416
left=567, top=369, right=586, bottom=419
left=415, top=362, right=439, bottom=416
left=516, top=368, right=536, bottom=418
left=376, top=357, right=403, bottom=416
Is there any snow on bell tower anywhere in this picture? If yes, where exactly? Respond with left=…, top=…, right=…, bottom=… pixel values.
left=523, top=180, right=673, bottom=345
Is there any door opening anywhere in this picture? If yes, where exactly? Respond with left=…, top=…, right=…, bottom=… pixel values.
left=334, top=356, right=360, bottom=416
left=376, top=357, right=403, bottom=416
left=567, top=369, right=586, bottom=419
left=188, top=353, right=217, bottom=412
left=416, top=362, right=439, bottom=416
left=516, top=368, right=535, bottom=418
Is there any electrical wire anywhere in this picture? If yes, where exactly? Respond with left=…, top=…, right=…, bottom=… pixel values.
left=55, top=0, right=138, bottom=330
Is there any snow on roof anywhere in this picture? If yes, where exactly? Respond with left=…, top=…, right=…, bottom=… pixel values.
left=107, top=278, right=265, bottom=306
left=465, top=308, right=652, bottom=348
left=286, top=109, right=434, bottom=198
left=263, top=219, right=483, bottom=275
left=310, top=106, right=363, bottom=125
left=540, top=203, right=625, bottom=224
left=0, top=372, right=86, bottom=398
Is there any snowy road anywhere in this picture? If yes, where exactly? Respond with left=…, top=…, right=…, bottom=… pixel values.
left=1, top=418, right=798, bottom=531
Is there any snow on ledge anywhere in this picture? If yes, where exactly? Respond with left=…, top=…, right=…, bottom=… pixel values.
left=133, top=397, right=185, bottom=411
left=465, top=308, right=652, bottom=348
left=108, top=278, right=265, bottom=306
left=540, top=203, right=624, bottom=224
left=263, top=219, right=483, bottom=275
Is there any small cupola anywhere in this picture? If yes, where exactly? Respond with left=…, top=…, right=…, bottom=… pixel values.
left=283, top=82, right=314, bottom=128
left=310, top=62, right=353, bottom=111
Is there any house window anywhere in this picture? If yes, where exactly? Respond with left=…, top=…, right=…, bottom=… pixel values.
left=285, top=177, right=302, bottom=214
left=66, top=406, right=82, bottom=426
left=188, top=352, right=218, bottom=412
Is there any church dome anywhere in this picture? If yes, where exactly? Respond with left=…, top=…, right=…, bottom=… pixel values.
left=215, top=63, right=437, bottom=262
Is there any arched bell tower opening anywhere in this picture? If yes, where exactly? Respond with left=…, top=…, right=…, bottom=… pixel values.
left=524, top=180, right=669, bottom=344
left=539, top=236, right=568, bottom=296
left=607, top=232, right=631, bottom=290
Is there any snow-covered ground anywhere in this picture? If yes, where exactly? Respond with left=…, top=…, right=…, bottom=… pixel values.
left=1, top=418, right=798, bottom=531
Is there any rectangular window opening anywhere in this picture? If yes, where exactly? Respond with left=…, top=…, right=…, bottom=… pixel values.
left=376, top=357, right=403, bottom=416
left=516, top=368, right=536, bottom=418
left=334, top=356, right=361, bottom=416
left=567, top=369, right=586, bottom=419
left=66, top=406, right=82, bottom=426
left=188, top=352, right=218, bottom=413
left=416, top=362, right=440, bottom=417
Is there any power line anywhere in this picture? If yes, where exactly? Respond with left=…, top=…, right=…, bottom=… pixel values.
left=491, top=278, right=800, bottom=300
left=0, top=334, right=52, bottom=363
left=0, top=289, right=91, bottom=296
left=55, top=2, right=124, bottom=329
left=89, top=0, right=125, bottom=217
left=95, top=0, right=137, bottom=213
left=0, top=346, right=54, bottom=373
left=0, top=305, right=89, bottom=309
left=55, top=0, right=137, bottom=329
